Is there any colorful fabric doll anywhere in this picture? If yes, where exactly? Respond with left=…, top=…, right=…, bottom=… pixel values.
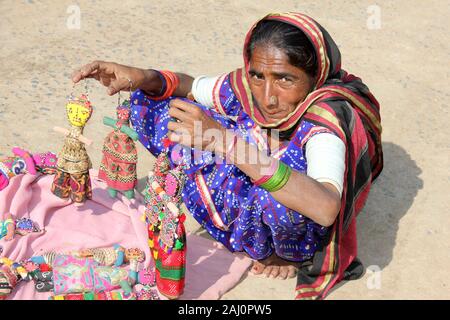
left=0, top=147, right=38, bottom=191
left=0, top=257, right=29, bottom=300
left=98, top=99, right=138, bottom=199
left=51, top=94, right=93, bottom=203
left=124, top=248, right=145, bottom=285
left=14, top=217, right=42, bottom=236
left=0, top=213, right=42, bottom=241
left=0, top=213, right=16, bottom=241
left=134, top=284, right=160, bottom=300
left=32, top=151, right=58, bottom=175
left=144, top=144, right=188, bottom=299
left=73, top=244, right=126, bottom=267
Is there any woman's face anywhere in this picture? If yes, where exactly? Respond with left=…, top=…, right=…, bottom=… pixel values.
left=248, top=45, right=314, bottom=123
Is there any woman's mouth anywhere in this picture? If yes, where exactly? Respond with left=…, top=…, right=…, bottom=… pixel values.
left=262, top=109, right=285, bottom=119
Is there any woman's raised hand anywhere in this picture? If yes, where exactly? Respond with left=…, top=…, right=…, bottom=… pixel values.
left=71, top=61, right=155, bottom=96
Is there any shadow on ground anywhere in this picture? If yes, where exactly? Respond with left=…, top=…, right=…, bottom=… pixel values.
left=356, top=142, right=423, bottom=270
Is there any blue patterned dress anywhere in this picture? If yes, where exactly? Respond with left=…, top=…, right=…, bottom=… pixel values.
left=130, top=75, right=330, bottom=262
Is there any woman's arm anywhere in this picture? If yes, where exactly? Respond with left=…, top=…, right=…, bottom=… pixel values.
left=219, top=133, right=342, bottom=227
left=72, top=61, right=194, bottom=97
left=166, top=99, right=342, bottom=228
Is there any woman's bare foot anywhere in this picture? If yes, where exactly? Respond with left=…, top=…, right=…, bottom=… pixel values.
left=250, top=253, right=299, bottom=280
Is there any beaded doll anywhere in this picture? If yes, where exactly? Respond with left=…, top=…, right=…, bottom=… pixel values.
left=98, top=98, right=138, bottom=199
left=144, top=142, right=188, bottom=299
left=51, top=93, right=93, bottom=203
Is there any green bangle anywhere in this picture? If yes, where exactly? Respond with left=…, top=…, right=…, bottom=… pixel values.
left=260, top=162, right=283, bottom=191
left=272, top=165, right=292, bottom=192
left=261, top=162, right=291, bottom=192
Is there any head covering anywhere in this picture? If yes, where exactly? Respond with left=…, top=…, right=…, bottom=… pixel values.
left=229, top=12, right=384, bottom=300
left=231, top=13, right=381, bottom=142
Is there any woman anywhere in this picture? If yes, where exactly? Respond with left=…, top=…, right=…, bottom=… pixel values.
left=72, top=12, right=382, bottom=299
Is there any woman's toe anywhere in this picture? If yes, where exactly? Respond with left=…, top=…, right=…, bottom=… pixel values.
left=250, top=260, right=265, bottom=275
left=287, top=265, right=298, bottom=278
left=269, top=266, right=281, bottom=278
left=277, top=266, right=289, bottom=280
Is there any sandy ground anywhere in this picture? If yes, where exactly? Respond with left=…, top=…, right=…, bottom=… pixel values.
left=0, top=0, right=449, bottom=299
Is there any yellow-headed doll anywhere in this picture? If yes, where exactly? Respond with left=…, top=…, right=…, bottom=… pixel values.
left=51, top=94, right=93, bottom=203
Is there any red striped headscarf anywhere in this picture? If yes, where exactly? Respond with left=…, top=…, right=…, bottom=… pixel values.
left=229, top=12, right=384, bottom=299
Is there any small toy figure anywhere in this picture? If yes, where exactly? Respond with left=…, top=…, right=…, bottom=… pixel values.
left=51, top=93, right=93, bottom=204
left=0, top=213, right=42, bottom=241
left=0, top=257, right=29, bottom=300
left=29, top=245, right=145, bottom=297
left=144, top=145, right=187, bottom=300
left=0, top=148, right=58, bottom=191
left=98, top=99, right=138, bottom=199
left=32, top=151, right=58, bottom=175
left=0, top=213, right=15, bottom=241
left=0, top=147, right=37, bottom=191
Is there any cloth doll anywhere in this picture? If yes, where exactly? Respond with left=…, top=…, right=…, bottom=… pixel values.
left=0, top=147, right=37, bottom=191
left=0, top=257, right=29, bottom=300
left=144, top=148, right=187, bottom=299
left=0, top=213, right=42, bottom=241
left=0, top=213, right=15, bottom=241
left=51, top=94, right=93, bottom=203
left=0, top=148, right=58, bottom=191
left=30, top=246, right=145, bottom=296
left=32, top=151, right=58, bottom=174
left=99, top=100, right=138, bottom=199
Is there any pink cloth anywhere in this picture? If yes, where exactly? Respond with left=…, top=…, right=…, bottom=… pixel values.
left=0, top=170, right=252, bottom=300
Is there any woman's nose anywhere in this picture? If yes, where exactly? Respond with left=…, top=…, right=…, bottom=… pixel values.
left=263, top=83, right=277, bottom=109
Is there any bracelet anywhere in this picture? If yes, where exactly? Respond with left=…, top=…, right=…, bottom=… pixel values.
left=260, top=161, right=292, bottom=192
left=252, top=158, right=279, bottom=186
left=260, top=163, right=287, bottom=191
left=149, top=69, right=167, bottom=97
left=149, top=70, right=179, bottom=101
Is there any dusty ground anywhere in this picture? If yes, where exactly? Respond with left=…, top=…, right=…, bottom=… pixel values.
left=0, top=0, right=448, bottom=299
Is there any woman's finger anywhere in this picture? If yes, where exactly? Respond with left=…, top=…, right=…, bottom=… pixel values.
left=169, top=98, right=201, bottom=114
left=168, top=105, right=194, bottom=123
left=72, top=61, right=101, bottom=83
left=167, top=119, right=184, bottom=132
left=107, top=77, right=132, bottom=95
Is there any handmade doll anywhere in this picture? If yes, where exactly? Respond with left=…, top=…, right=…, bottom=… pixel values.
left=0, top=213, right=42, bottom=241
left=0, top=257, right=29, bottom=300
left=0, top=213, right=15, bottom=241
left=144, top=146, right=188, bottom=299
left=29, top=245, right=145, bottom=295
left=98, top=99, right=138, bottom=199
left=0, top=147, right=37, bottom=191
left=0, top=148, right=58, bottom=191
left=32, top=151, right=58, bottom=175
left=51, top=94, right=93, bottom=203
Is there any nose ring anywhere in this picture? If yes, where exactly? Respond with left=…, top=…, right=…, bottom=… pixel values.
left=269, top=96, right=278, bottom=105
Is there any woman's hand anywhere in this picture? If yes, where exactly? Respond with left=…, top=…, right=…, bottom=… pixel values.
left=167, top=99, right=227, bottom=153
left=71, top=61, right=161, bottom=96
